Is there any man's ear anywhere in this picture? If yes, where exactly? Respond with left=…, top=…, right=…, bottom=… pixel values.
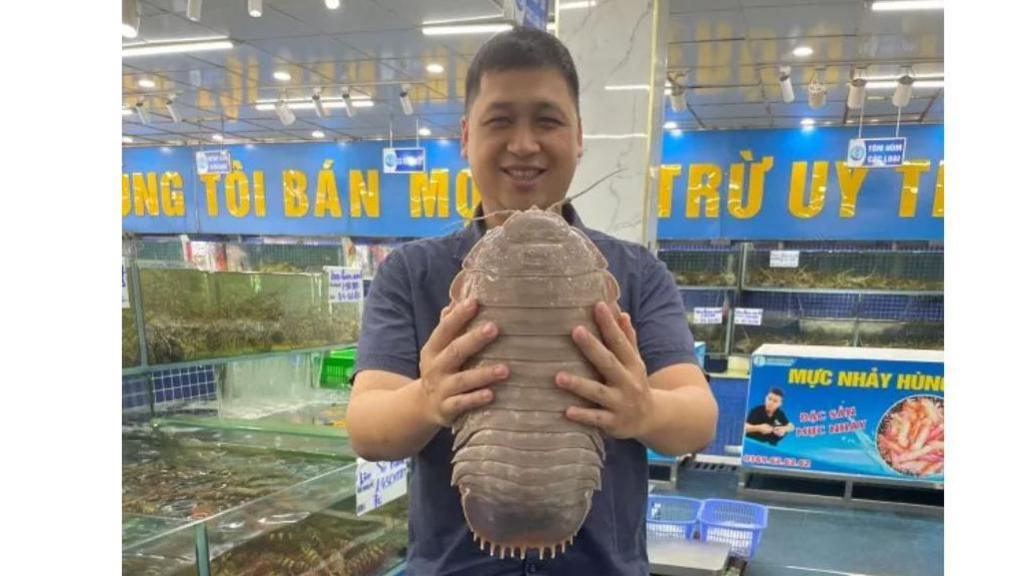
left=576, top=116, right=584, bottom=161
left=460, top=116, right=469, bottom=159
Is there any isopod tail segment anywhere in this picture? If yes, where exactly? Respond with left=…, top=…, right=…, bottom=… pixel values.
left=475, top=535, right=578, bottom=560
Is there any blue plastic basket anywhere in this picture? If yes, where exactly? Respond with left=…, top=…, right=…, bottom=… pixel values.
left=697, top=499, right=769, bottom=558
left=646, top=495, right=703, bottom=540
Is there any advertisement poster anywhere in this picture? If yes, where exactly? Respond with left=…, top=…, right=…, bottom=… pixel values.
left=743, top=345, right=944, bottom=483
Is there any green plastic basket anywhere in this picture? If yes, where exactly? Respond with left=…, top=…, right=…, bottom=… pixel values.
left=320, top=347, right=357, bottom=389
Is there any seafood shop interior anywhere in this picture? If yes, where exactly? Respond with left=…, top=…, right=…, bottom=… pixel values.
left=21, top=0, right=973, bottom=574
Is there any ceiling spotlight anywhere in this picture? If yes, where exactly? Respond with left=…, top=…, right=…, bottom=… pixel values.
left=664, top=121, right=679, bottom=130
left=165, top=97, right=181, bottom=123
left=847, top=71, right=867, bottom=109
left=325, top=0, right=341, bottom=9
left=273, top=70, right=292, bottom=82
left=807, top=78, right=827, bottom=109
left=426, top=63, right=445, bottom=74
left=211, top=133, right=224, bottom=142
left=342, top=90, right=355, bottom=117
left=312, top=91, right=327, bottom=117
left=134, top=100, right=150, bottom=125
left=122, top=0, right=140, bottom=38
left=122, top=136, right=134, bottom=144
left=418, top=127, right=432, bottom=137
left=779, top=66, right=795, bottom=103
left=399, top=84, right=414, bottom=115
left=274, top=100, right=296, bottom=125
left=248, top=0, right=262, bottom=17
left=892, top=69, right=914, bottom=108
left=792, top=46, right=813, bottom=57
left=186, top=0, right=202, bottom=22
left=312, top=130, right=325, bottom=139
left=138, top=78, right=155, bottom=88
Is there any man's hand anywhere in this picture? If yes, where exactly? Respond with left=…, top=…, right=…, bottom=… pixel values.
left=772, top=426, right=789, bottom=437
left=418, top=297, right=508, bottom=427
left=554, top=301, right=654, bottom=439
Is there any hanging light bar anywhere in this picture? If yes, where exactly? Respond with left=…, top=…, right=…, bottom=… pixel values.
left=248, top=0, right=262, bottom=17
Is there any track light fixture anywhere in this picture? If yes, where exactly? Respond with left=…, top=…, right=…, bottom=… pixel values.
left=274, top=100, right=296, bottom=125
left=312, top=91, right=327, bottom=117
left=847, top=69, right=867, bottom=110
left=248, top=0, right=262, bottom=17
left=134, top=100, right=150, bottom=125
left=342, top=90, right=355, bottom=118
left=892, top=67, right=914, bottom=108
left=187, top=0, right=202, bottom=22
left=807, top=77, right=827, bottom=109
left=779, top=66, right=795, bottom=104
left=165, top=97, right=181, bottom=123
left=399, top=84, right=414, bottom=115
left=122, top=0, right=140, bottom=38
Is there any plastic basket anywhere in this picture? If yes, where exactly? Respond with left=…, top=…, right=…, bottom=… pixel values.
left=697, top=499, right=769, bottom=558
left=646, top=495, right=703, bottom=540
left=320, top=347, right=357, bottom=389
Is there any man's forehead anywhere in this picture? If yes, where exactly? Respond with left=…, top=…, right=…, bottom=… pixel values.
left=473, top=69, right=575, bottom=107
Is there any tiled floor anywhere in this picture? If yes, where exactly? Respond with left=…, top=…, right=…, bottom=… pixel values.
left=658, top=464, right=944, bottom=576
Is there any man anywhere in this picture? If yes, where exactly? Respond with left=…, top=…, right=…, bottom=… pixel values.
left=346, top=27, right=717, bottom=575
left=745, top=387, right=794, bottom=446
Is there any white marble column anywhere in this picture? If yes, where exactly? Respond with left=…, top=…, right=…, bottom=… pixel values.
left=556, top=0, right=668, bottom=248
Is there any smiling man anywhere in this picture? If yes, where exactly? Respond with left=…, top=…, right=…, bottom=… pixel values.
left=346, top=27, right=717, bottom=576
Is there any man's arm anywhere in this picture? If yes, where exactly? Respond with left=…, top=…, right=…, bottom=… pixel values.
left=347, top=298, right=507, bottom=461
left=347, top=371, right=434, bottom=461
left=636, top=363, right=718, bottom=455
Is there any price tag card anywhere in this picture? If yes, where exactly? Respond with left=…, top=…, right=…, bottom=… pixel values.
left=356, top=458, right=409, bottom=516
left=770, top=250, right=800, bottom=268
left=734, top=308, right=764, bottom=326
left=694, top=307, right=723, bottom=325
left=326, top=267, right=364, bottom=304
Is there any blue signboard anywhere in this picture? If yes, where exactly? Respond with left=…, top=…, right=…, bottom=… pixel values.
left=382, top=147, right=426, bottom=174
left=847, top=137, right=906, bottom=168
left=195, top=149, right=231, bottom=174
left=505, top=0, right=549, bottom=29
left=658, top=125, right=943, bottom=240
left=742, top=347, right=944, bottom=482
left=122, top=125, right=943, bottom=240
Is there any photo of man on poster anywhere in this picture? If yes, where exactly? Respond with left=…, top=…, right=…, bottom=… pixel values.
left=745, top=387, right=795, bottom=446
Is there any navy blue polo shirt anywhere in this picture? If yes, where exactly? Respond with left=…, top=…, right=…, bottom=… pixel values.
left=354, top=204, right=698, bottom=576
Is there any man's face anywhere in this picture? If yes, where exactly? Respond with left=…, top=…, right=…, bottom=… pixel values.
left=765, top=393, right=782, bottom=413
left=461, top=67, right=583, bottom=219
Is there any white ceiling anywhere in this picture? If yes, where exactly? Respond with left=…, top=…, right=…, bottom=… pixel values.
left=122, top=0, right=943, bottom=146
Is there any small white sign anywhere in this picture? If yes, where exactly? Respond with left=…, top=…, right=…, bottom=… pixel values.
left=694, top=307, right=723, bottom=325
left=356, top=458, right=409, bottom=516
left=734, top=308, right=764, bottom=326
left=122, top=262, right=130, bottom=309
left=770, top=250, right=800, bottom=268
left=325, top=266, right=363, bottom=304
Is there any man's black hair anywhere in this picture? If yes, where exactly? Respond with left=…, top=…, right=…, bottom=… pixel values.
left=464, top=26, right=580, bottom=114
left=769, top=387, right=785, bottom=398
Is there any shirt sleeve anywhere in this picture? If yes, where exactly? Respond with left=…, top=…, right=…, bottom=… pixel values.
left=635, top=252, right=699, bottom=375
left=746, top=407, right=760, bottom=424
left=353, top=248, right=420, bottom=381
